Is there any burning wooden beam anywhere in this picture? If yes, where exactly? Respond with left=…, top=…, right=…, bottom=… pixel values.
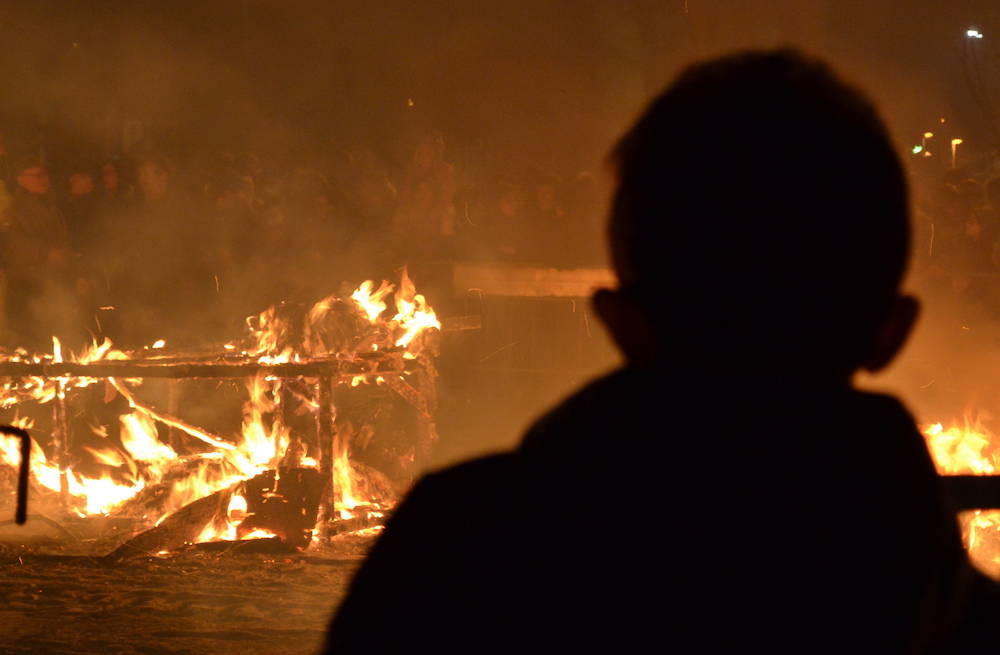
left=106, top=482, right=239, bottom=561
left=0, top=353, right=413, bottom=380
left=0, top=273, right=442, bottom=553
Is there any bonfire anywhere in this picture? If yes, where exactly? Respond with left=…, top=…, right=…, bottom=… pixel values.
left=0, top=270, right=440, bottom=558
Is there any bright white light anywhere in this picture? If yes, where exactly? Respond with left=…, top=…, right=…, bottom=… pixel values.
left=967, top=29, right=984, bottom=39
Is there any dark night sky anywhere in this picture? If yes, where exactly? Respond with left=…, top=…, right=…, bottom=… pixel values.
left=0, top=0, right=994, bottom=172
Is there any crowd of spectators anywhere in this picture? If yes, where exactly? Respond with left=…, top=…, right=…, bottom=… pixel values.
left=911, top=168, right=1000, bottom=323
left=0, top=130, right=606, bottom=350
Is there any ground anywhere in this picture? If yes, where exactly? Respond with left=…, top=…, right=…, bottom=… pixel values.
left=0, top=537, right=372, bottom=655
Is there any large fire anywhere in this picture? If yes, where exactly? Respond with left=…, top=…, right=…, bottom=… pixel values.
left=923, top=417, right=1000, bottom=576
left=0, top=270, right=440, bottom=552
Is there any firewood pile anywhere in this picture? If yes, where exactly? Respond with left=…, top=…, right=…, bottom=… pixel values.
left=0, top=272, right=441, bottom=559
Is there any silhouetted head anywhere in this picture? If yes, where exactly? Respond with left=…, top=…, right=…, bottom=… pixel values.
left=413, top=131, right=445, bottom=168
left=208, top=173, right=255, bottom=211
left=101, top=158, right=122, bottom=192
left=68, top=171, right=95, bottom=197
left=136, top=155, right=171, bottom=202
left=594, top=49, right=917, bottom=381
left=65, top=160, right=97, bottom=197
left=13, top=157, right=50, bottom=195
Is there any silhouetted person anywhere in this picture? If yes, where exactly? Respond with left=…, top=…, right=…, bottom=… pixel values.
left=97, top=156, right=133, bottom=216
left=391, top=131, right=456, bottom=259
left=1, top=157, right=82, bottom=347
left=61, top=161, right=100, bottom=257
left=99, top=154, right=214, bottom=345
left=325, top=50, right=997, bottom=654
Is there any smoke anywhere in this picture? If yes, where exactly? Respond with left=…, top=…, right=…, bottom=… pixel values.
left=0, top=0, right=993, bottom=456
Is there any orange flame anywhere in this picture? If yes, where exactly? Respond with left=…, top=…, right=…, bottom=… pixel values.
left=0, top=272, right=438, bottom=545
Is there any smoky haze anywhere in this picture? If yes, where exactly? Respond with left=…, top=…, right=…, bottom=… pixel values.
left=0, top=0, right=996, bottom=455
left=0, top=1, right=981, bottom=171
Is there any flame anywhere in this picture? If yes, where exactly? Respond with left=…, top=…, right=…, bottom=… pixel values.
left=332, top=434, right=360, bottom=519
left=234, top=374, right=289, bottom=473
left=391, top=269, right=441, bottom=348
left=77, top=337, right=129, bottom=364
left=120, top=412, right=177, bottom=464
left=923, top=419, right=997, bottom=475
left=193, top=490, right=276, bottom=543
left=243, top=528, right=277, bottom=539
left=0, top=272, right=435, bottom=544
left=922, top=416, right=1000, bottom=576
left=82, top=445, right=126, bottom=468
left=0, top=416, right=146, bottom=515
left=110, top=378, right=236, bottom=452
left=246, top=305, right=293, bottom=362
left=351, top=280, right=394, bottom=323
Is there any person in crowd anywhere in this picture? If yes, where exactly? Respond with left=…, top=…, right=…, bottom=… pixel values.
left=281, top=166, right=342, bottom=291
left=521, top=170, right=580, bottom=265
left=391, top=131, right=456, bottom=260
left=564, top=170, right=606, bottom=265
left=340, top=146, right=397, bottom=235
left=324, top=49, right=999, bottom=654
left=1, top=157, right=82, bottom=346
left=98, top=153, right=214, bottom=345
left=203, top=172, right=263, bottom=319
left=477, top=177, right=526, bottom=259
left=527, top=170, right=566, bottom=223
left=98, top=156, right=132, bottom=213
left=61, top=161, right=100, bottom=257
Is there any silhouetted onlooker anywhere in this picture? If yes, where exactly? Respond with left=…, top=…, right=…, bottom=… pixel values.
left=325, top=49, right=997, bottom=654
left=98, top=156, right=133, bottom=215
left=61, top=161, right=100, bottom=256
left=391, top=131, right=456, bottom=260
left=2, top=157, right=80, bottom=347
left=99, top=154, right=215, bottom=345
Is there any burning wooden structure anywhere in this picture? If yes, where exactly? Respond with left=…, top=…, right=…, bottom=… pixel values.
left=0, top=272, right=440, bottom=558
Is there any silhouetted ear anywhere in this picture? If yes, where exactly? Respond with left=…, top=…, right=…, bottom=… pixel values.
left=592, top=288, right=660, bottom=363
left=861, top=295, right=919, bottom=373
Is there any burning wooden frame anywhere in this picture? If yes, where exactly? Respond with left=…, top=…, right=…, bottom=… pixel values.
left=0, top=272, right=441, bottom=558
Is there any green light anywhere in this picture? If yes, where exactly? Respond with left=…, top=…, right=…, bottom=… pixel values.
left=912, top=145, right=924, bottom=154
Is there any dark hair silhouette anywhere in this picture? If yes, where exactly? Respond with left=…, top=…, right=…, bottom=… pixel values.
left=324, top=49, right=990, bottom=655
left=609, top=49, right=909, bottom=371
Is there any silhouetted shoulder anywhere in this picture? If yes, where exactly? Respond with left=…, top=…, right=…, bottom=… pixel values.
left=324, top=451, right=523, bottom=653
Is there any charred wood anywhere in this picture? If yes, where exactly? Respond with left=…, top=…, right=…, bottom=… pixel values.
left=113, top=456, right=228, bottom=520
left=189, top=536, right=292, bottom=554
left=0, top=353, right=410, bottom=380
left=315, top=377, right=335, bottom=535
left=105, top=482, right=238, bottom=561
left=321, top=512, right=387, bottom=538
left=239, top=467, right=324, bottom=549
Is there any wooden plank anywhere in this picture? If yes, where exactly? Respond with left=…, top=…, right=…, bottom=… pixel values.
left=453, top=262, right=615, bottom=298
left=0, top=354, right=410, bottom=380
left=105, top=482, right=237, bottom=561
left=942, top=475, right=1000, bottom=510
